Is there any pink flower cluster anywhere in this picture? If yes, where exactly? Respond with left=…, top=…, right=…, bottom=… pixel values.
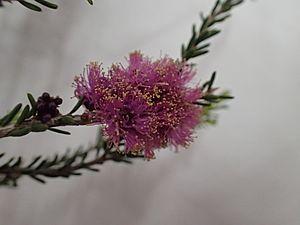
left=74, top=51, right=202, bottom=159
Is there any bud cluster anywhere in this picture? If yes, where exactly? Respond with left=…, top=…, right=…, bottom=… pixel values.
left=36, top=92, right=63, bottom=123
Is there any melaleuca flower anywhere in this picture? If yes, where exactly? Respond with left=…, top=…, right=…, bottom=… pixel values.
left=74, top=51, right=202, bottom=159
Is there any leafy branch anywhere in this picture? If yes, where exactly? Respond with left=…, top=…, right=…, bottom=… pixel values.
left=0, top=129, right=144, bottom=187
left=198, top=72, right=234, bottom=105
left=0, top=94, right=87, bottom=138
left=181, top=0, right=244, bottom=61
left=201, top=92, right=231, bottom=126
left=0, top=0, right=245, bottom=187
left=0, top=0, right=93, bottom=11
left=0, top=0, right=244, bottom=137
left=180, top=1, right=243, bottom=124
left=195, top=72, right=234, bottom=126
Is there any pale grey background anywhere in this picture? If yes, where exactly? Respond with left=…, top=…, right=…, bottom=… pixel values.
left=0, top=0, right=300, bottom=225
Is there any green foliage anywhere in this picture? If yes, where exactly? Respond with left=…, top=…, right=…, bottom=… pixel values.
left=194, top=72, right=234, bottom=126
left=0, top=93, right=38, bottom=128
left=48, top=127, right=71, bottom=135
left=34, top=0, right=57, bottom=9
left=181, top=0, right=244, bottom=61
left=1, top=0, right=93, bottom=11
left=0, top=93, right=90, bottom=138
left=0, top=103, right=22, bottom=127
left=0, top=0, right=243, bottom=188
left=86, top=0, right=93, bottom=5
left=27, top=93, right=37, bottom=118
left=201, top=90, right=231, bottom=127
left=16, top=105, right=30, bottom=125
left=68, top=97, right=84, bottom=115
left=19, top=0, right=42, bottom=11
left=0, top=129, right=143, bottom=187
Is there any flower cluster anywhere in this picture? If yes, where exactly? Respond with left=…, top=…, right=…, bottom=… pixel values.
left=74, top=51, right=202, bottom=159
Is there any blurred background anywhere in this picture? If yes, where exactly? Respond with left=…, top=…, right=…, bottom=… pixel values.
left=0, top=0, right=299, bottom=225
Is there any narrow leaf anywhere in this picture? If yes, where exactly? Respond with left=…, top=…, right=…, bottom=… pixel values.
left=187, top=24, right=197, bottom=49
left=30, top=175, right=46, bottom=184
left=11, top=157, right=22, bottom=167
left=36, top=159, right=47, bottom=169
left=27, top=156, right=42, bottom=168
left=31, top=123, right=48, bottom=132
left=0, top=103, right=22, bottom=126
left=27, top=93, right=37, bottom=117
left=34, top=0, right=58, bottom=9
left=190, top=50, right=209, bottom=58
left=197, top=29, right=221, bottom=43
left=86, top=0, right=93, bottom=5
left=8, top=127, right=31, bottom=137
left=18, top=0, right=42, bottom=11
left=181, top=44, right=186, bottom=59
left=85, top=167, right=99, bottom=172
left=208, top=71, right=216, bottom=90
left=70, top=172, right=82, bottom=176
left=218, top=95, right=234, bottom=99
left=48, top=127, right=71, bottom=135
left=193, top=102, right=212, bottom=106
left=202, top=71, right=216, bottom=90
left=68, top=96, right=84, bottom=115
left=214, top=14, right=231, bottom=23
left=212, top=0, right=221, bottom=14
left=2, top=157, right=15, bottom=167
left=196, top=43, right=210, bottom=51
left=16, top=105, right=30, bottom=125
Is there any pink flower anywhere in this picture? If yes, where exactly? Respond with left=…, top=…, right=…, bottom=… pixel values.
left=74, top=51, right=202, bottom=159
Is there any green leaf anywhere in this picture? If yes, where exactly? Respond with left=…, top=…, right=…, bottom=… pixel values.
left=181, top=44, right=186, bottom=59
left=18, top=0, right=42, bottom=11
left=68, top=96, right=84, bottom=115
left=0, top=114, right=8, bottom=126
left=187, top=24, right=197, bottom=49
left=181, top=0, right=244, bottom=61
left=214, top=14, right=231, bottom=23
left=27, top=93, right=37, bottom=117
left=212, top=0, right=221, bottom=14
left=59, top=116, right=77, bottom=125
left=16, top=105, right=30, bottom=125
left=190, top=49, right=209, bottom=58
left=2, top=157, right=15, bottom=167
left=85, top=167, right=99, bottom=172
left=218, top=95, right=234, bottom=99
left=194, top=102, right=211, bottom=106
left=0, top=103, right=22, bottom=126
left=202, top=71, right=216, bottom=90
left=31, top=123, right=48, bottom=132
left=30, top=175, right=46, bottom=184
left=86, top=0, right=93, bottom=5
left=208, top=71, right=216, bottom=90
left=196, top=43, right=210, bottom=51
left=48, top=127, right=71, bottom=135
left=27, top=156, right=42, bottom=168
left=34, top=0, right=58, bottom=9
left=202, top=94, right=220, bottom=102
left=197, top=29, right=221, bottom=43
left=8, top=127, right=31, bottom=137
left=12, top=157, right=22, bottom=168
